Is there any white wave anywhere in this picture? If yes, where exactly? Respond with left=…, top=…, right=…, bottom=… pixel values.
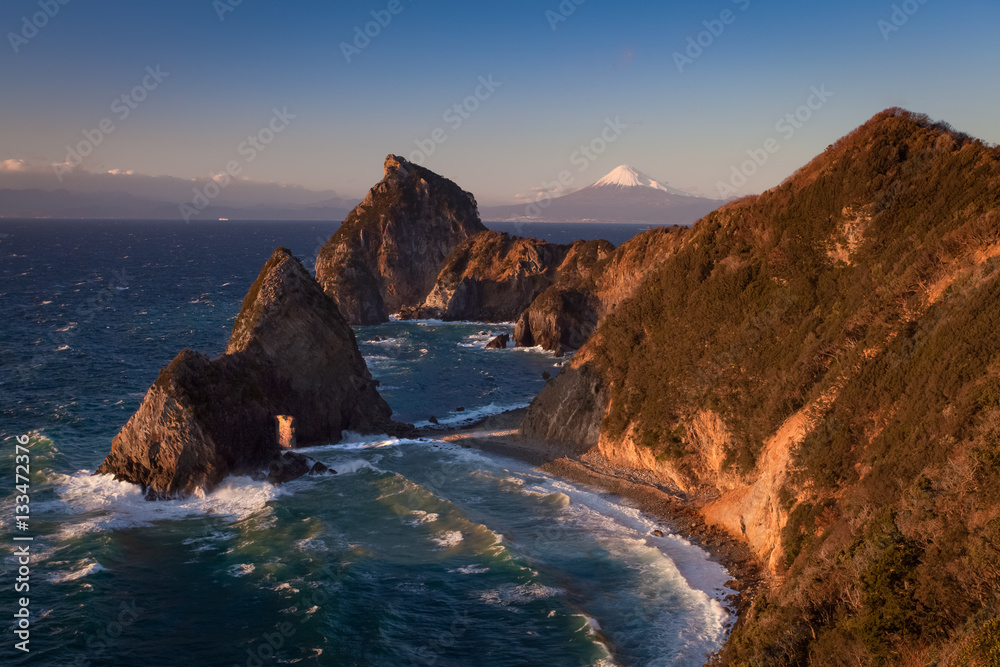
left=548, top=479, right=735, bottom=606
left=49, top=471, right=283, bottom=538
left=328, top=432, right=405, bottom=448
left=182, top=530, right=235, bottom=551
left=48, top=560, right=109, bottom=583
left=389, top=317, right=515, bottom=326
left=430, top=530, right=464, bottom=549
left=436, top=449, right=736, bottom=656
left=412, top=402, right=530, bottom=428
left=479, top=583, right=562, bottom=606
left=330, top=459, right=380, bottom=475
left=364, top=337, right=403, bottom=346
left=408, top=510, right=439, bottom=525
left=573, top=613, right=602, bottom=635
left=450, top=565, right=490, bottom=575
left=295, top=537, right=327, bottom=552
left=228, top=563, right=255, bottom=577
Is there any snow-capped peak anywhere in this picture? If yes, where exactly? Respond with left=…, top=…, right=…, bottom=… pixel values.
left=591, top=165, right=690, bottom=196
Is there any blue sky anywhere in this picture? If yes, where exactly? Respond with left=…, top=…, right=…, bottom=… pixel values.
left=1, top=0, right=997, bottom=204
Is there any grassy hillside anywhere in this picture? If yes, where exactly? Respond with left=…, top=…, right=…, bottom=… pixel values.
left=533, top=109, right=1000, bottom=664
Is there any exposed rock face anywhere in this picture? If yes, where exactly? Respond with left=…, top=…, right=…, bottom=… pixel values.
left=513, top=288, right=599, bottom=355
left=521, top=364, right=607, bottom=448
left=315, top=155, right=486, bottom=324
left=400, top=231, right=580, bottom=322
left=97, top=248, right=401, bottom=499
left=275, top=415, right=297, bottom=449
left=514, top=229, right=683, bottom=354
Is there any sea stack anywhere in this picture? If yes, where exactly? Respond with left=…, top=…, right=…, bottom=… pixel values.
left=315, top=154, right=486, bottom=324
left=96, top=248, right=402, bottom=499
left=400, top=231, right=582, bottom=322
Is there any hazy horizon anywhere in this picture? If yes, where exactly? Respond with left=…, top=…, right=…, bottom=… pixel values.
left=1, top=0, right=998, bottom=208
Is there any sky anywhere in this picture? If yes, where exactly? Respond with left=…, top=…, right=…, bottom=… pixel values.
left=0, top=0, right=998, bottom=206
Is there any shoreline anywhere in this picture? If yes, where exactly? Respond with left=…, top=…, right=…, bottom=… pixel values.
left=418, top=408, right=765, bottom=654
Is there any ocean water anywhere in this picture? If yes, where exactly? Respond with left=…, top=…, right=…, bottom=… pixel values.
left=0, top=221, right=729, bottom=667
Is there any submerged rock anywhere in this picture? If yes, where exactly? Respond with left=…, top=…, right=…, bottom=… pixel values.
left=265, top=451, right=335, bottom=485
left=97, top=248, right=404, bottom=499
left=315, top=154, right=485, bottom=324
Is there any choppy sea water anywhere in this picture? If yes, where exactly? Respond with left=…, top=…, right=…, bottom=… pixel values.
left=0, top=221, right=729, bottom=666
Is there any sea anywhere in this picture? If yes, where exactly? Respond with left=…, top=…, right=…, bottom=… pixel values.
left=0, top=220, right=732, bottom=667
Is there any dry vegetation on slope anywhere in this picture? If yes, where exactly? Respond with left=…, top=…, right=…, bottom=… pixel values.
left=525, top=109, right=1000, bottom=665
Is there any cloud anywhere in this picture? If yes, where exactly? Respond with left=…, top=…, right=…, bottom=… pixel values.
left=513, top=183, right=575, bottom=202
left=0, top=159, right=31, bottom=172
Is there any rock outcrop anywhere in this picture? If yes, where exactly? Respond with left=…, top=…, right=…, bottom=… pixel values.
left=315, top=155, right=486, bottom=324
left=514, top=229, right=684, bottom=354
left=97, top=248, right=402, bottom=499
left=399, top=231, right=581, bottom=322
left=485, top=334, right=510, bottom=349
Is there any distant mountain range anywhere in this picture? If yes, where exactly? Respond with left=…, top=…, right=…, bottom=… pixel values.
left=0, top=188, right=351, bottom=221
left=0, top=164, right=721, bottom=225
left=481, top=165, right=723, bottom=225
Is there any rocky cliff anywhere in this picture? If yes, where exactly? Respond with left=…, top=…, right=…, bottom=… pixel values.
left=97, top=248, right=401, bottom=499
left=514, top=228, right=684, bottom=354
left=522, top=109, right=1000, bottom=664
left=315, top=155, right=486, bottom=324
left=400, top=231, right=587, bottom=322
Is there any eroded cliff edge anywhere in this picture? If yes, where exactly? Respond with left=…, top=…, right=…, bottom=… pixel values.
left=97, top=248, right=403, bottom=499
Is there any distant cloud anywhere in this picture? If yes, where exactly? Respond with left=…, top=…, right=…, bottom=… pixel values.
left=107, top=168, right=136, bottom=176
left=0, top=159, right=32, bottom=172
left=513, top=183, right=576, bottom=203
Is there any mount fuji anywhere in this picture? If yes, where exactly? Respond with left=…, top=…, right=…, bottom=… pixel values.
left=481, top=165, right=722, bottom=226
